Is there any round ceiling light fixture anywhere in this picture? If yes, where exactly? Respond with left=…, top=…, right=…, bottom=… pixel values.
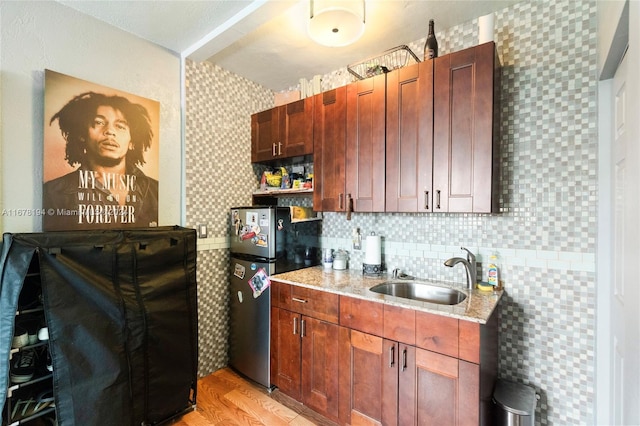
left=308, top=0, right=366, bottom=47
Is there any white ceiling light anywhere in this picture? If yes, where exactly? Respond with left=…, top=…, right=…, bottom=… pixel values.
left=308, top=0, right=365, bottom=47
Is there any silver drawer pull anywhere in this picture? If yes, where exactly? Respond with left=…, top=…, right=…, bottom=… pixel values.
left=389, top=345, right=395, bottom=368
left=292, top=297, right=308, bottom=304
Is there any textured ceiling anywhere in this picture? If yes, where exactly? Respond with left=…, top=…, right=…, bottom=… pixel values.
left=56, top=0, right=522, bottom=91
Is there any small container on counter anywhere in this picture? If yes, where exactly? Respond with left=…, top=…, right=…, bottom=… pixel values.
left=333, top=250, right=348, bottom=270
left=322, top=248, right=333, bottom=269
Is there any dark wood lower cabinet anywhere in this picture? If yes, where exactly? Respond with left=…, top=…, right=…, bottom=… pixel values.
left=301, top=317, right=340, bottom=419
left=271, top=307, right=340, bottom=422
left=271, top=307, right=301, bottom=399
left=339, top=328, right=478, bottom=426
left=338, top=328, right=385, bottom=425
left=386, top=341, right=417, bottom=426
left=273, top=285, right=496, bottom=426
left=415, top=349, right=480, bottom=426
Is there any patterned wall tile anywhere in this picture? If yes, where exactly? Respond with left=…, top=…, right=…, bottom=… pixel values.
left=186, top=1, right=597, bottom=424
left=194, top=249, right=231, bottom=376
left=185, top=61, right=273, bottom=375
left=185, top=61, right=273, bottom=236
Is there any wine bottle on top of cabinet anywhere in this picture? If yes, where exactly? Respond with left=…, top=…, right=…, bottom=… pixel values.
left=424, top=19, right=438, bottom=60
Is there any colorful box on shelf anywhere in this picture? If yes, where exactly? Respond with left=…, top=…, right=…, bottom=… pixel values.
left=290, top=206, right=322, bottom=223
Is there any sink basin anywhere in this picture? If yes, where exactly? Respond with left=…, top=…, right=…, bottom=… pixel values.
left=369, top=281, right=467, bottom=305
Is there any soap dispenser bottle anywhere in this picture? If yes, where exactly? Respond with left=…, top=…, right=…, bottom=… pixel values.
left=487, top=254, right=500, bottom=288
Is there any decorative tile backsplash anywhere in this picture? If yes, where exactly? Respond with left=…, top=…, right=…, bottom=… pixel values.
left=185, top=1, right=597, bottom=424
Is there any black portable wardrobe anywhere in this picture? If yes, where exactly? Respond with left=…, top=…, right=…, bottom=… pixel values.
left=0, top=227, right=198, bottom=426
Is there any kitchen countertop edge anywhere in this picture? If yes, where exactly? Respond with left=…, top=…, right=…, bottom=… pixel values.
left=270, top=266, right=503, bottom=324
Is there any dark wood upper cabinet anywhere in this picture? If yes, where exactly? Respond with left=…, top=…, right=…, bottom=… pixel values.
left=346, top=73, right=386, bottom=212
left=251, top=97, right=313, bottom=163
left=313, top=87, right=347, bottom=212
left=386, top=59, right=434, bottom=212
left=293, top=42, right=498, bottom=214
left=433, top=41, right=498, bottom=213
left=251, top=107, right=280, bottom=162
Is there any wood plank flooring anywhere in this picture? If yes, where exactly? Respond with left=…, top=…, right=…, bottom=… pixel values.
left=170, top=368, right=338, bottom=426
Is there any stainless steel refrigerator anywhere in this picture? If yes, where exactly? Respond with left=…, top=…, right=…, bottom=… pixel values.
left=228, top=206, right=320, bottom=389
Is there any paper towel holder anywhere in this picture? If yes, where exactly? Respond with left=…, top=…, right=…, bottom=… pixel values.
left=363, top=232, right=383, bottom=276
left=363, top=263, right=382, bottom=276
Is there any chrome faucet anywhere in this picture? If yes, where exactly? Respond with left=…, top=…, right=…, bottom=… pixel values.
left=391, top=268, right=414, bottom=280
left=444, top=247, right=477, bottom=290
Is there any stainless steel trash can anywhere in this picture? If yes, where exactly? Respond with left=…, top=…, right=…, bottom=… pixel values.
left=493, top=379, right=537, bottom=426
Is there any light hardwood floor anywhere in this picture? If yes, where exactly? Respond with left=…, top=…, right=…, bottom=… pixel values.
left=170, top=368, right=338, bottom=426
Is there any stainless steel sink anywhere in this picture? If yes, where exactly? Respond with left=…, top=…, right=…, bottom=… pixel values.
left=369, top=281, right=467, bottom=305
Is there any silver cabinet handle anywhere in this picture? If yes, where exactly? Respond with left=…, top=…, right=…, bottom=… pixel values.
left=301, top=319, right=306, bottom=337
left=293, top=317, right=298, bottom=335
left=278, top=142, right=282, bottom=155
left=402, top=347, right=407, bottom=371
left=292, top=297, right=307, bottom=304
left=272, top=143, right=276, bottom=156
left=436, top=190, right=441, bottom=209
left=389, top=345, right=395, bottom=368
left=339, top=193, right=344, bottom=210
left=424, top=191, right=429, bottom=210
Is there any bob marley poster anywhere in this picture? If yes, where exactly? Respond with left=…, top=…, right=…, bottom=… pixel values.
left=43, top=70, right=160, bottom=231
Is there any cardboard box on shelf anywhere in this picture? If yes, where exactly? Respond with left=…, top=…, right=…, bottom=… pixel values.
left=274, top=90, right=301, bottom=106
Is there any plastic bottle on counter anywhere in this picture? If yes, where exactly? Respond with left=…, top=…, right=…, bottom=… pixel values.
left=487, top=254, right=500, bottom=287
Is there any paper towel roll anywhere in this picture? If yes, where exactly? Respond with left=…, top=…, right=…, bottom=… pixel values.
left=478, top=13, right=494, bottom=44
left=365, top=234, right=381, bottom=265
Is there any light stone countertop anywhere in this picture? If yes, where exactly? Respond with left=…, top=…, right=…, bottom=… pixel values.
left=271, top=266, right=503, bottom=324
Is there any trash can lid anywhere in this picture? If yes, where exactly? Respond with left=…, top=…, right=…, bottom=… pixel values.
left=493, top=379, right=537, bottom=416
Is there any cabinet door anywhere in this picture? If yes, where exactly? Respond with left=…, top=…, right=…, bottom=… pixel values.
left=386, top=60, right=434, bottom=212
left=338, top=328, right=387, bottom=425
left=346, top=73, right=386, bottom=212
left=313, top=87, right=347, bottom=211
left=251, top=107, right=281, bottom=162
left=282, top=98, right=313, bottom=158
left=414, top=348, right=480, bottom=426
left=301, top=316, right=340, bottom=421
left=433, top=42, right=496, bottom=212
left=396, top=343, right=417, bottom=426
left=271, top=307, right=302, bottom=399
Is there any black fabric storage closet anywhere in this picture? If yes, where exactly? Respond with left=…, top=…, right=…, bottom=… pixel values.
left=0, top=226, right=198, bottom=426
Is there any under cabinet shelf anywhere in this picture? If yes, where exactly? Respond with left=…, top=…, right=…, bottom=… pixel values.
left=252, top=188, right=313, bottom=196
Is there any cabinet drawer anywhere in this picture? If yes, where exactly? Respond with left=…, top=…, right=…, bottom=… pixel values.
left=339, top=296, right=383, bottom=336
left=288, top=285, right=339, bottom=324
left=271, top=280, right=290, bottom=309
left=415, top=311, right=458, bottom=358
left=383, top=304, right=416, bottom=345
left=459, top=320, right=480, bottom=364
